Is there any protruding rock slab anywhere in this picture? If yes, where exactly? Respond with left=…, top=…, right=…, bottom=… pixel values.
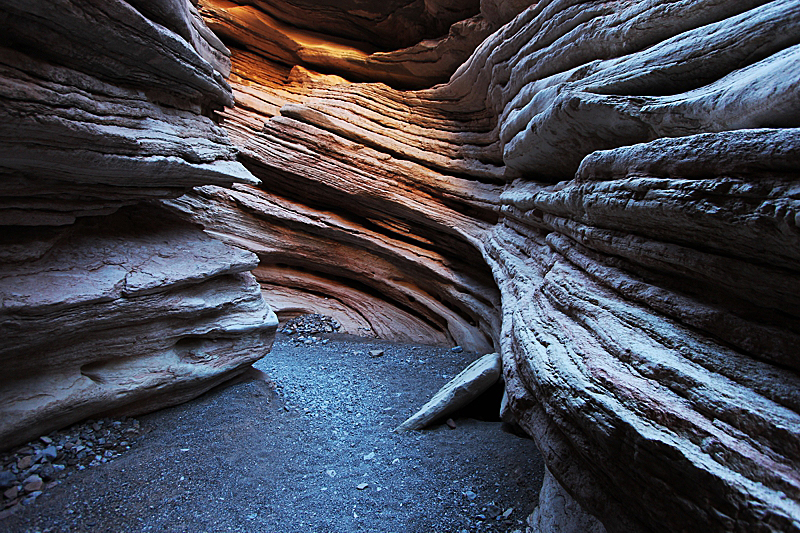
left=395, top=352, right=501, bottom=431
left=0, top=204, right=278, bottom=451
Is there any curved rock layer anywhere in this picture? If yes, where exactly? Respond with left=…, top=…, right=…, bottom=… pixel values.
left=1, top=0, right=798, bottom=531
left=197, top=0, right=536, bottom=88
left=184, top=0, right=800, bottom=531
left=0, top=0, right=277, bottom=450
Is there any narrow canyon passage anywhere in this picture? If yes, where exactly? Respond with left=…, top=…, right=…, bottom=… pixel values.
left=1, top=335, right=543, bottom=533
left=2, top=0, right=799, bottom=531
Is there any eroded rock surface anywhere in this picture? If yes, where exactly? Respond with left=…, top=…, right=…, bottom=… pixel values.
left=1, top=0, right=799, bottom=531
left=178, top=0, right=800, bottom=531
left=0, top=0, right=277, bottom=451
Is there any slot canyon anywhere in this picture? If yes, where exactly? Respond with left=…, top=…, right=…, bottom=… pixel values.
left=1, top=0, right=799, bottom=531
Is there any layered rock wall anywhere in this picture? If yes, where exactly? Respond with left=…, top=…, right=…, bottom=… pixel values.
left=0, top=0, right=277, bottom=450
left=1, top=0, right=798, bottom=531
left=182, top=0, right=799, bottom=531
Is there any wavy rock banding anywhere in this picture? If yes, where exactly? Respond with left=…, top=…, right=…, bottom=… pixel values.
left=178, top=0, right=798, bottom=531
left=1, top=0, right=798, bottom=531
left=0, top=0, right=277, bottom=451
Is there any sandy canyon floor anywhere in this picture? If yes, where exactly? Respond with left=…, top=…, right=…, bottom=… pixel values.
left=2, top=334, right=544, bottom=533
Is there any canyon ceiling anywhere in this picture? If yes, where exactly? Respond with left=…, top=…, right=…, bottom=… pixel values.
left=1, top=0, right=799, bottom=531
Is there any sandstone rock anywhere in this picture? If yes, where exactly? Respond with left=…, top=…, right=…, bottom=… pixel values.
left=0, top=205, right=277, bottom=450
left=527, top=468, right=606, bottom=533
left=1, top=0, right=798, bottom=531
left=0, top=0, right=277, bottom=451
left=198, top=0, right=495, bottom=88
left=395, top=353, right=501, bottom=431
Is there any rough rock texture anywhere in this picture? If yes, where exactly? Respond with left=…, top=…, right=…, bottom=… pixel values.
left=177, top=0, right=800, bottom=531
left=527, top=468, right=607, bottom=533
left=2, top=0, right=799, bottom=531
left=0, top=0, right=277, bottom=451
left=197, top=0, right=536, bottom=88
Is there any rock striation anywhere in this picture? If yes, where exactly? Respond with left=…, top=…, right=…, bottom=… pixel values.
left=0, top=0, right=277, bottom=450
left=1, top=0, right=799, bottom=531
left=196, top=0, right=536, bottom=88
left=176, top=0, right=799, bottom=531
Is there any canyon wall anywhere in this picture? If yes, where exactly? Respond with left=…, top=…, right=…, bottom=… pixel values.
left=181, top=0, right=800, bottom=531
left=1, top=0, right=798, bottom=532
left=0, top=0, right=277, bottom=450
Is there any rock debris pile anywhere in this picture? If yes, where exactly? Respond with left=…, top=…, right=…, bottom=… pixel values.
left=0, top=418, right=141, bottom=519
left=280, top=314, right=342, bottom=335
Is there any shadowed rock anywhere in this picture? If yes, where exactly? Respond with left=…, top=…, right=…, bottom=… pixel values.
left=395, top=352, right=502, bottom=431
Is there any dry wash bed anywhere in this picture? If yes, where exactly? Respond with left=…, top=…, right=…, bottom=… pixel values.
left=1, top=333, right=544, bottom=533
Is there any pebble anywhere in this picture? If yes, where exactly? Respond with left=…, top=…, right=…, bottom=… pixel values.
left=369, top=350, right=384, bottom=358
left=23, top=475, right=43, bottom=492
left=356, top=483, right=369, bottom=490
left=37, top=445, right=58, bottom=462
left=464, top=490, right=477, bottom=501
left=21, top=491, right=42, bottom=505
left=446, top=418, right=457, bottom=429
left=451, top=346, right=463, bottom=353
left=502, top=507, right=514, bottom=519
left=1, top=417, right=141, bottom=510
left=0, top=470, right=16, bottom=488
left=363, top=452, right=375, bottom=461
left=280, top=314, right=342, bottom=335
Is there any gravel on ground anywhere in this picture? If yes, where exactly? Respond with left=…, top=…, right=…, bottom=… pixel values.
left=1, top=333, right=545, bottom=533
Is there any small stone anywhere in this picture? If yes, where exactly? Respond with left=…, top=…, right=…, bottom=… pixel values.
left=369, top=350, right=384, bottom=358
left=356, top=483, right=369, bottom=490
left=363, top=452, right=375, bottom=461
left=39, top=464, right=56, bottom=481
left=446, top=418, right=457, bottom=429
left=502, top=507, right=514, bottom=519
left=37, top=445, right=58, bottom=462
left=304, top=339, right=313, bottom=345
left=451, top=346, right=463, bottom=353
left=39, top=436, right=53, bottom=444
left=0, top=470, right=16, bottom=489
left=17, top=456, right=32, bottom=470
left=326, top=469, right=336, bottom=478
left=464, top=490, right=477, bottom=501
left=92, top=423, right=101, bottom=431
left=4, top=486, right=18, bottom=500
left=21, top=491, right=42, bottom=505
left=23, top=474, right=42, bottom=492
left=476, top=514, right=486, bottom=520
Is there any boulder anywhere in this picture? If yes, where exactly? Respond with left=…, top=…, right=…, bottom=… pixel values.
left=395, top=353, right=502, bottom=431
